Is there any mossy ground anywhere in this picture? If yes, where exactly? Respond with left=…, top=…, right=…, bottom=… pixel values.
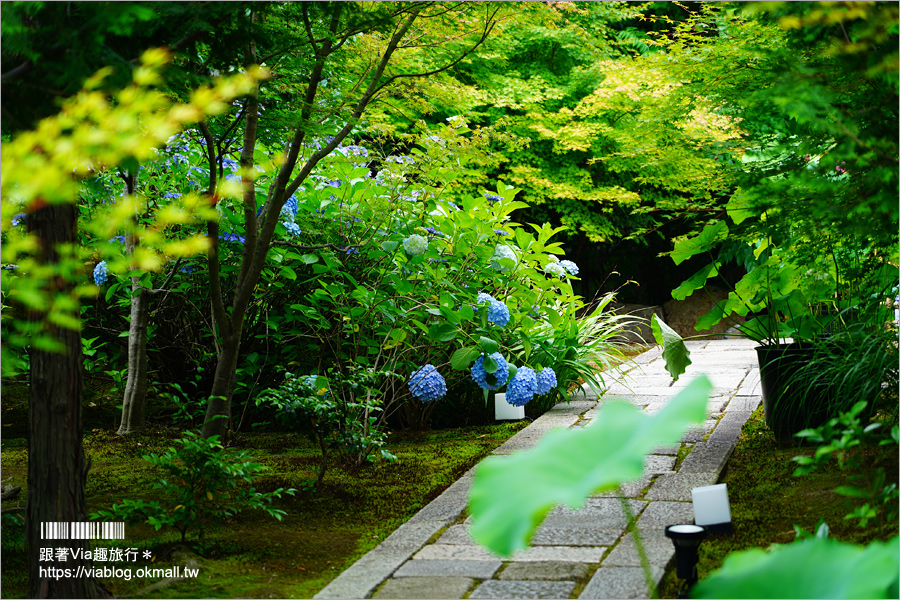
left=659, top=407, right=899, bottom=598
left=0, top=379, right=527, bottom=599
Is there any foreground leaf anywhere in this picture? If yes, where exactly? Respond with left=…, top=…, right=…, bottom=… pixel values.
left=651, top=314, right=692, bottom=381
left=468, top=377, right=711, bottom=556
left=693, top=536, right=900, bottom=599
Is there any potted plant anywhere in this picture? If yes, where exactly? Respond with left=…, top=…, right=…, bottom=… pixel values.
left=656, top=220, right=898, bottom=442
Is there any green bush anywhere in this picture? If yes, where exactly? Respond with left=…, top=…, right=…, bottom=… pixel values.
left=256, top=366, right=395, bottom=489
left=92, top=432, right=294, bottom=543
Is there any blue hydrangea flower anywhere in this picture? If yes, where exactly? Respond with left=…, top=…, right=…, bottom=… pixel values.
left=490, top=245, right=516, bottom=272
left=162, top=192, right=182, bottom=199
left=484, top=193, right=503, bottom=203
left=93, top=261, right=109, bottom=286
left=282, top=194, right=298, bottom=218
left=545, top=262, right=566, bottom=278
left=547, top=255, right=559, bottom=263
left=11, top=213, right=26, bottom=226
left=408, top=364, right=447, bottom=402
left=180, top=265, right=197, bottom=274
left=220, top=233, right=246, bottom=244
left=476, top=292, right=511, bottom=327
left=283, top=221, right=300, bottom=236
left=559, top=260, right=579, bottom=276
left=470, top=352, right=510, bottom=390
left=403, top=234, right=428, bottom=256
left=109, top=236, right=126, bottom=244
left=506, top=366, right=537, bottom=407
left=221, top=157, right=240, bottom=172
left=535, top=367, right=557, bottom=396
left=493, top=229, right=511, bottom=236
left=425, top=227, right=444, bottom=237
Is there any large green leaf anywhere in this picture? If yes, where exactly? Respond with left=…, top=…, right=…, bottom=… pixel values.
left=672, top=263, right=718, bottom=301
left=468, top=377, right=711, bottom=557
left=651, top=314, right=692, bottom=381
left=693, top=536, right=900, bottom=599
left=670, top=220, right=729, bottom=265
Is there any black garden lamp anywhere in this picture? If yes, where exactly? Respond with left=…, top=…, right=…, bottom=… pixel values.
left=665, top=524, right=707, bottom=597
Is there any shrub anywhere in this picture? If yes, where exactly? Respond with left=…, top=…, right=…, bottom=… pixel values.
left=92, top=432, right=294, bottom=543
left=255, top=366, right=395, bottom=489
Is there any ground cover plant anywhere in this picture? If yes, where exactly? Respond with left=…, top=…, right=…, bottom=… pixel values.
left=0, top=414, right=529, bottom=599
left=659, top=406, right=899, bottom=598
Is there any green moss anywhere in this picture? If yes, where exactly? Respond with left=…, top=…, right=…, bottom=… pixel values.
left=659, top=407, right=899, bottom=598
left=0, top=421, right=527, bottom=598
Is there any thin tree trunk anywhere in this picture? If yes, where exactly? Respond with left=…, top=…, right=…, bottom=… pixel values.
left=118, top=170, right=149, bottom=435
left=27, top=203, right=109, bottom=598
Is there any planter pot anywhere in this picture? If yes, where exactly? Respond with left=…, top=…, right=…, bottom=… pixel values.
left=756, top=343, right=833, bottom=442
left=494, top=392, right=525, bottom=421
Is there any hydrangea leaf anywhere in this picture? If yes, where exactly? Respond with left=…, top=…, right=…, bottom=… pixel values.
left=469, top=376, right=711, bottom=557
left=651, top=314, right=692, bottom=381
left=451, top=346, right=482, bottom=370
left=479, top=336, right=499, bottom=354
left=428, top=323, right=457, bottom=342
left=693, top=536, right=900, bottom=599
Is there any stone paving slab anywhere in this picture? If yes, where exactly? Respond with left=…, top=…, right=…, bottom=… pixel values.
left=601, top=532, right=674, bottom=568
left=530, top=526, right=623, bottom=547
left=590, top=474, right=653, bottom=499
left=706, top=410, right=753, bottom=446
left=635, top=501, right=695, bottom=528
left=727, top=395, right=762, bottom=411
left=499, top=561, right=591, bottom=581
left=316, top=550, right=416, bottom=599
left=579, top=566, right=665, bottom=599
left=394, top=559, right=501, bottom=579
left=471, top=580, right=577, bottom=599
left=374, top=576, right=474, bottom=599
left=679, top=441, right=736, bottom=476
left=735, top=368, right=761, bottom=396
left=414, top=544, right=607, bottom=563
left=643, top=472, right=719, bottom=501
left=682, top=419, right=717, bottom=443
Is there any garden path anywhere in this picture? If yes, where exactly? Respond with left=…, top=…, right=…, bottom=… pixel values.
left=315, top=339, right=762, bottom=599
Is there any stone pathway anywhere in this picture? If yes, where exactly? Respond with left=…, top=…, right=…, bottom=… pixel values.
left=315, top=339, right=762, bottom=599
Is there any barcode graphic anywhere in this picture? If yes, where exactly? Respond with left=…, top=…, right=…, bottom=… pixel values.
left=41, top=522, right=125, bottom=540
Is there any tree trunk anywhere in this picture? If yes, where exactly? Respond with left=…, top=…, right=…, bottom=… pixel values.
left=27, top=203, right=109, bottom=598
left=200, top=331, right=242, bottom=439
left=117, top=170, right=149, bottom=436
left=117, top=285, right=149, bottom=435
